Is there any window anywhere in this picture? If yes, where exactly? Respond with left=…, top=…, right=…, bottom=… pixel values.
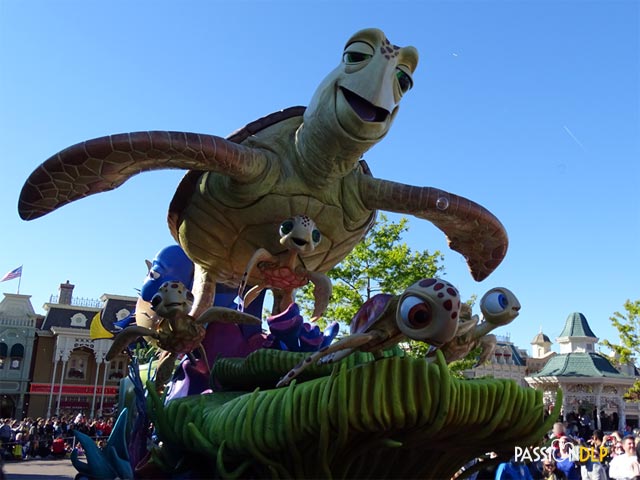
left=9, top=344, right=24, bottom=370
left=0, top=343, right=6, bottom=369
left=108, top=359, right=126, bottom=380
left=67, top=351, right=90, bottom=380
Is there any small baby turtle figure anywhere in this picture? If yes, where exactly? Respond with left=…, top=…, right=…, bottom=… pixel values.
left=106, top=281, right=260, bottom=363
left=276, top=278, right=461, bottom=388
left=238, top=215, right=332, bottom=321
left=438, top=287, right=521, bottom=365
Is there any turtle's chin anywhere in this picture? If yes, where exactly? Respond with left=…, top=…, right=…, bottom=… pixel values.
left=336, top=87, right=395, bottom=142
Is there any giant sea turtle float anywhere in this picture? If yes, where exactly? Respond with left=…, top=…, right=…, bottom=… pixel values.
left=19, top=28, right=508, bottom=317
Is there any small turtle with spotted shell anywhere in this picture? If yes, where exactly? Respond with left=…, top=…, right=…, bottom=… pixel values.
left=106, top=281, right=260, bottom=364
left=276, top=278, right=461, bottom=388
left=238, top=215, right=332, bottom=321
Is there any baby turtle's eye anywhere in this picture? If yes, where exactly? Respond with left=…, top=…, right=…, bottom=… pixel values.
left=312, top=229, right=321, bottom=243
left=343, top=41, right=374, bottom=65
left=279, top=220, right=294, bottom=236
left=151, top=294, right=163, bottom=309
left=186, top=291, right=195, bottom=303
left=399, top=296, right=433, bottom=329
left=483, top=291, right=509, bottom=314
left=396, top=68, right=413, bottom=93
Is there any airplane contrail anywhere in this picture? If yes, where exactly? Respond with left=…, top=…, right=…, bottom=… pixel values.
left=563, top=125, right=587, bottom=152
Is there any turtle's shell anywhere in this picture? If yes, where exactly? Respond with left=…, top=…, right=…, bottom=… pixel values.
left=168, top=106, right=376, bottom=287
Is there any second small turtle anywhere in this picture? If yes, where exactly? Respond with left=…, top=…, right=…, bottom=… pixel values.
left=276, top=278, right=461, bottom=387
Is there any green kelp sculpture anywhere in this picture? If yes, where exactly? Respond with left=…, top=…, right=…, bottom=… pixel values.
left=146, top=350, right=560, bottom=479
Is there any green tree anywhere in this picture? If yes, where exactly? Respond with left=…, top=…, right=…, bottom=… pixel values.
left=299, top=214, right=444, bottom=327
left=601, top=299, right=640, bottom=400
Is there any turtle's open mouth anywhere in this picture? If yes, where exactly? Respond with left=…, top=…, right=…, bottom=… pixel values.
left=292, top=238, right=308, bottom=247
left=340, top=87, right=389, bottom=122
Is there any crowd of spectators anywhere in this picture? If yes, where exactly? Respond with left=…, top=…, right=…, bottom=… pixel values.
left=0, top=414, right=114, bottom=461
left=461, top=420, right=640, bottom=480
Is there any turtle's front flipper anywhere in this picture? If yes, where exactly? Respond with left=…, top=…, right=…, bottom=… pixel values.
left=359, top=175, right=508, bottom=281
left=18, top=131, right=269, bottom=221
left=196, top=306, right=262, bottom=326
left=106, top=326, right=158, bottom=360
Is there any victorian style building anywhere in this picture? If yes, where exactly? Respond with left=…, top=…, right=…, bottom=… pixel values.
left=0, top=293, right=40, bottom=418
left=0, top=281, right=135, bottom=419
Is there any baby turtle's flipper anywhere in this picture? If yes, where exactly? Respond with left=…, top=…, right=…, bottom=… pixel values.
left=308, top=271, right=332, bottom=322
left=155, top=351, right=178, bottom=389
left=237, top=247, right=274, bottom=310
left=196, top=306, right=262, bottom=326
left=276, top=331, right=379, bottom=388
left=106, top=326, right=158, bottom=361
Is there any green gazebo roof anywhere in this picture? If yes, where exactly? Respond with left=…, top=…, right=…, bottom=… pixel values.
left=531, top=352, right=627, bottom=378
left=558, top=312, right=597, bottom=338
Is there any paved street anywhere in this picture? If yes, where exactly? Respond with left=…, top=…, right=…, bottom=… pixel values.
left=2, top=458, right=78, bottom=480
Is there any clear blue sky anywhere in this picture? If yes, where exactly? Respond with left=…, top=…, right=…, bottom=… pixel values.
left=1, top=0, right=638, bottom=355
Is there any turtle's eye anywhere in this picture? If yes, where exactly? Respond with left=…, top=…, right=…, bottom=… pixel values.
left=483, top=291, right=509, bottom=315
left=344, top=51, right=372, bottom=63
left=186, top=291, right=195, bottom=303
left=279, top=220, right=294, bottom=236
left=343, top=41, right=374, bottom=65
left=399, top=296, right=433, bottom=329
left=312, top=229, right=321, bottom=244
left=149, top=270, right=160, bottom=280
left=396, top=68, right=413, bottom=93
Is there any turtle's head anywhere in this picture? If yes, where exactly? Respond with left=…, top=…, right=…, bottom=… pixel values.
left=305, top=29, right=418, bottom=143
left=298, top=29, right=418, bottom=181
left=395, top=278, right=460, bottom=349
left=479, top=287, right=521, bottom=327
left=151, top=281, right=195, bottom=318
left=278, top=215, right=321, bottom=254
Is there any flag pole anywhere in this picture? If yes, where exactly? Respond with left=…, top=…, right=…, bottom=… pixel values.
left=17, top=266, right=22, bottom=294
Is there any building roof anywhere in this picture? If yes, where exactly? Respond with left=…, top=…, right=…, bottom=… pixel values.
left=531, top=352, right=627, bottom=378
left=558, top=312, right=597, bottom=338
left=531, top=332, right=551, bottom=344
left=506, top=342, right=526, bottom=366
left=40, top=304, right=100, bottom=330
left=101, top=296, right=137, bottom=331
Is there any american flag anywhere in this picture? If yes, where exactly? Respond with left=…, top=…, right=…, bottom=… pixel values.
left=0, top=266, right=22, bottom=282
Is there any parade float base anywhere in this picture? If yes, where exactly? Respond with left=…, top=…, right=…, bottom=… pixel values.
left=146, top=350, right=560, bottom=479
